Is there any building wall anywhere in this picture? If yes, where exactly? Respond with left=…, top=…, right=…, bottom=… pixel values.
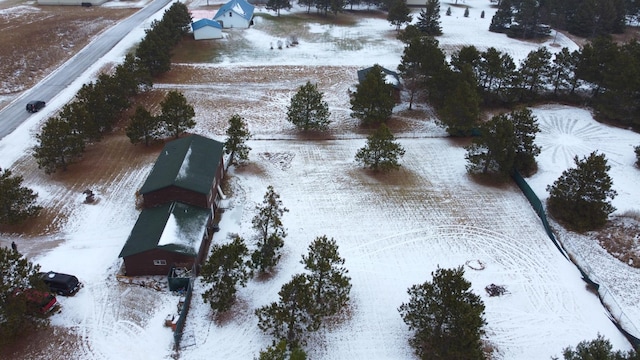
left=123, top=249, right=196, bottom=276
left=194, top=27, right=222, bottom=40
left=215, top=12, right=251, bottom=29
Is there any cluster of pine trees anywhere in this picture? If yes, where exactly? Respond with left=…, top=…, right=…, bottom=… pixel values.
left=490, top=0, right=632, bottom=39
left=33, top=3, right=192, bottom=174
left=398, top=31, right=640, bottom=135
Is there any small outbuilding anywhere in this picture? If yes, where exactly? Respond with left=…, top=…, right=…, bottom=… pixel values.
left=213, top=0, right=255, bottom=29
left=119, top=202, right=213, bottom=276
left=139, top=134, right=225, bottom=215
left=192, top=18, right=223, bottom=40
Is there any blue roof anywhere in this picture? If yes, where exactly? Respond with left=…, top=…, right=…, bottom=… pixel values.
left=192, top=18, right=222, bottom=31
left=214, top=0, right=255, bottom=21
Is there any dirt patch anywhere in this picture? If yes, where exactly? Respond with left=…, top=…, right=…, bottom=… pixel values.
left=596, top=215, right=640, bottom=268
left=0, top=5, right=135, bottom=107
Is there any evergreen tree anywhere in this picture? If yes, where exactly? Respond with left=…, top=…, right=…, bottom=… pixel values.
left=416, top=0, right=442, bottom=36
left=201, top=235, right=250, bottom=314
left=398, top=266, right=486, bottom=360
left=251, top=186, right=289, bottom=274
left=355, top=124, right=405, bottom=172
left=0, top=168, right=42, bottom=226
left=350, top=64, right=396, bottom=126
left=301, top=236, right=351, bottom=322
left=509, top=0, right=545, bottom=39
left=464, top=7, right=469, bottom=17
left=635, top=145, right=640, bottom=167
left=136, top=28, right=172, bottom=77
left=477, top=47, right=517, bottom=103
left=547, top=152, right=617, bottom=231
left=159, top=90, right=196, bottom=139
left=510, top=108, right=541, bottom=175
left=126, top=106, right=162, bottom=146
left=224, top=114, right=252, bottom=165
left=258, top=339, right=308, bottom=360
left=387, top=0, right=412, bottom=31
left=481, top=10, right=485, bottom=18
left=266, top=0, right=292, bottom=16
left=255, top=274, right=315, bottom=347
left=514, top=47, right=553, bottom=101
left=33, top=116, right=85, bottom=174
left=0, top=247, right=50, bottom=347
left=550, top=47, right=581, bottom=96
left=287, top=81, right=331, bottom=131
left=489, top=0, right=512, bottom=33
left=557, top=334, right=640, bottom=360
left=465, top=113, right=517, bottom=179
left=439, top=67, right=481, bottom=136
left=446, top=6, right=451, bottom=16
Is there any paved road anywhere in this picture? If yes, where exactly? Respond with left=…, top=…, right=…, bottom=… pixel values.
left=0, top=0, right=174, bottom=140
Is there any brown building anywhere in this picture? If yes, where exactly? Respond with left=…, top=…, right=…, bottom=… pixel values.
left=139, top=134, right=225, bottom=216
left=120, top=135, right=226, bottom=276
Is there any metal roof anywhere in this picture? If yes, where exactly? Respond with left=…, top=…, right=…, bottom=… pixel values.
left=118, top=202, right=210, bottom=258
left=213, top=0, right=255, bottom=21
left=139, top=134, right=224, bottom=196
left=192, top=18, right=222, bottom=31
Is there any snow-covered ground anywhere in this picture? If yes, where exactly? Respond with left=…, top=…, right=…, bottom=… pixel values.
left=1, top=0, right=640, bottom=359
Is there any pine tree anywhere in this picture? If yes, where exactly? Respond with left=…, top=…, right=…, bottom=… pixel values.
left=635, top=145, right=640, bottom=167
left=287, top=81, right=331, bottom=131
left=159, top=90, right=196, bottom=139
left=355, top=124, right=405, bottom=172
left=301, top=236, right=351, bottom=322
left=387, top=0, right=412, bottom=31
left=465, top=112, right=517, bottom=179
left=489, top=0, right=512, bottom=33
left=0, top=168, right=42, bottom=226
left=201, top=235, right=250, bottom=314
left=224, top=114, right=252, bottom=165
left=416, top=0, right=442, bottom=36
left=514, top=47, right=553, bottom=101
left=0, top=247, right=50, bottom=346
left=251, top=186, right=289, bottom=274
left=398, top=266, right=486, bottom=360
left=258, top=339, right=308, bottom=360
left=33, top=116, right=85, bottom=174
left=511, top=108, right=541, bottom=175
left=446, top=7, right=451, bottom=16
left=350, top=64, right=396, bottom=126
left=126, top=106, right=162, bottom=146
left=266, top=0, right=292, bottom=16
left=464, top=7, right=469, bottom=17
left=558, top=334, right=639, bottom=359
left=439, top=67, right=481, bottom=136
left=255, top=274, right=315, bottom=347
left=547, top=152, right=617, bottom=231
left=550, top=47, right=581, bottom=96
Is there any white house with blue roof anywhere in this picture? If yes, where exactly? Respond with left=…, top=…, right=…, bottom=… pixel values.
left=192, top=18, right=223, bottom=40
left=213, top=0, right=255, bottom=29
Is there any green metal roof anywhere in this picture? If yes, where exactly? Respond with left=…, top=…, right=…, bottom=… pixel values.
left=118, top=202, right=211, bottom=258
left=139, top=134, right=224, bottom=195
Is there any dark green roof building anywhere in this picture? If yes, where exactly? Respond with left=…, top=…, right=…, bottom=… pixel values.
left=140, top=134, right=225, bottom=210
left=119, top=202, right=212, bottom=276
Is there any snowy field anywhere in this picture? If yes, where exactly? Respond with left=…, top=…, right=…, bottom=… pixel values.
left=1, top=0, right=640, bottom=359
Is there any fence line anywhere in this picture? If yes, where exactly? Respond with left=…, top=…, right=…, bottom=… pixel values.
left=173, top=277, right=194, bottom=351
left=512, top=171, right=640, bottom=347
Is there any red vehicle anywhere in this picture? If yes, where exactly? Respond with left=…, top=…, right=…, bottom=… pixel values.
left=14, top=288, right=58, bottom=314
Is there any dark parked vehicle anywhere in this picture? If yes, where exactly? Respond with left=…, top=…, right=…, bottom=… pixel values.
left=40, top=271, right=82, bottom=296
left=26, top=100, right=46, bottom=113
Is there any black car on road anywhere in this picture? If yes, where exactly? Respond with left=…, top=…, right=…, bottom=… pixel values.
left=26, top=100, right=46, bottom=113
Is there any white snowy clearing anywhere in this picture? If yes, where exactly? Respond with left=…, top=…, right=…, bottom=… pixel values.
left=1, top=0, right=640, bottom=359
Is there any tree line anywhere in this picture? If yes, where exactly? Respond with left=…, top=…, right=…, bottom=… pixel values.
left=33, top=2, right=193, bottom=175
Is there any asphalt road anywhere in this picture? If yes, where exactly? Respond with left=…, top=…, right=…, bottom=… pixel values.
left=0, top=0, right=174, bottom=141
